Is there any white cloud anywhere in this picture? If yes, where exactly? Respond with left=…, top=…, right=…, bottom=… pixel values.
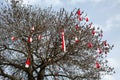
left=91, top=0, right=105, bottom=3
left=22, top=0, right=36, bottom=4
left=108, top=0, right=120, bottom=8
left=22, top=0, right=63, bottom=7
left=105, top=14, right=120, bottom=31
left=97, top=14, right=120, bottom=32
left=102, top=57, right=120, bottom=80
left=70, top=0, right=103, bottom=3
left=70, top=0, right=87, bottom=4
left=21, top=0, right=106, bottom=6
left=107, top=58, right=120, bottom=68
left=102, top=75, right=115, bottom=80
left=44, top=0, right=62, bottom=6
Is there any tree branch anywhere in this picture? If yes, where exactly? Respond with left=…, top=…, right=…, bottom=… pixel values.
left=0, top=68, right=17, bottom=80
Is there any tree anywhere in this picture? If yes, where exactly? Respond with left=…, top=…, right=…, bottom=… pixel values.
left=0, top=0, right=115, bottom=80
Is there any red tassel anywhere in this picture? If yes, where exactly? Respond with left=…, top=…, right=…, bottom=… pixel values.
left=87, top=42, right=92, bottom=48
left=92, top=30, right=95, bottom=35
left=96, top=62, right=100, bottom=69
left=85, top=17, right=89, bottom=22
left=75, top=36, right=79, bottom=43
left=61, top=30, right=66, bottom=52
left=99, top=49, right=102, bottom=54
left=97, top=48, right=102, bottom=54
left=28, top=37, right=32, bottom=43
left=38, top=35, right=42, bottom=40
left=77, top=9, right=81, bottom=15
left=25, top=58, right=30, bottom=68
left=31, top=26, right=35, bottom=31
left=11, top=36, right=15, bottom=41
left=79, top=17, right=82, bottom=21
left=75, top=24, right=79, bottom=30
left=103, top=41, right=107, bottom=46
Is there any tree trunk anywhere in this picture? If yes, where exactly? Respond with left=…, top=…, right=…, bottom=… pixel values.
left=27, top=67, right=34, bottom=80
left=37, top=66, right=45, bottom=80
left=28, top=67, right=34, bottom=80
left=28, top=73, right=34, bottom=80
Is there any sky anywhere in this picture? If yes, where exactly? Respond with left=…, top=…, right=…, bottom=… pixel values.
left=0, top=0, right=120, bottom=80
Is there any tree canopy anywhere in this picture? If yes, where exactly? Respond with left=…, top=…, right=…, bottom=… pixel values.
left=0, top=0, right=115, bottom=80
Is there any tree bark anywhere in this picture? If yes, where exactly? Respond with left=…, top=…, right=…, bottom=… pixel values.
left=28, top=72, right=34, bottom=80
left=28, top=74, right=32, bottom=80
left=37, top=66, right=46, bottom=80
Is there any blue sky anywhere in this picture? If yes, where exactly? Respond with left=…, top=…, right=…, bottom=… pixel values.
left=1, top=0, right=120, bottom=80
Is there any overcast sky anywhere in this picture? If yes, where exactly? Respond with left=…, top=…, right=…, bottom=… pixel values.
left=0, top=0, right=120, bottom=80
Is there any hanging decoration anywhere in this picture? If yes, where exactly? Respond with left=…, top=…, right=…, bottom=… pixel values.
left=96, top=48, right=102, bottom=54
left=96, top=61, right=100, bottom=69
left=103, top=41, right=107, bottom=46
left=75, top=24, right=79, bottom=30
left=87, top=42, right=92, bottom=48
left=11, top=36, right=15, bottom=41
left=92, top=29, right=96, bottom=35
left=77, top=9, right=81, bottom=16
left=31, top=26, right=35, bottom=31
left=28, top=37, right=33, bottom=43
left=25, top=58, right=30, bottom=68
left=61, top=30, right=66, bottom=52
left=75, top=36, right=79, bottom=43
left=85, top=17, right=89, bottom=22
left=38, top=35, right=42, bottom=40
left=79, top=17, right=82, bottom=21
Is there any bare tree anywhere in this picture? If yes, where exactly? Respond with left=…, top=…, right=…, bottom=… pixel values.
left=0, top=0, right=115, bottom=80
